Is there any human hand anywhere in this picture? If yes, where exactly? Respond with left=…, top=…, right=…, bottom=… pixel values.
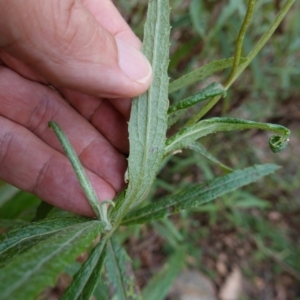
left=0, top=0, right=152, bottom=216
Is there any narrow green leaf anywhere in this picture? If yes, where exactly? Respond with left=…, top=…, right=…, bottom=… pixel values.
left=61, top=237, right=107, bottom=300
left=167, top=83, right=226, bottom=129
left=168, top=57, right=246, bottom=94
left=79, top=246, right=107, bottom=300
left=188, top=142, right=233, bottom=172
left=0, top=220, right=104, bottom=300
left=168, top=82, right=226, bottom=114
left=165, top=117, right=290, bottom=155
left=142, top=251, right=185, bottom=300
left=112, top=0, right=171, bottom=222
left=121, top=164, right=280, bottom=225
left=48, top=121, right=112, bottom=230
left=0, top=217, right=89, bottom=267
left=105, top=238, right=141, bottom=300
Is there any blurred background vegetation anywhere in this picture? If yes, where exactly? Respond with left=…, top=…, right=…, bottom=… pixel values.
left=1, top=0, right=299, bottom=299
left=120, top=0, right=300, bottom=299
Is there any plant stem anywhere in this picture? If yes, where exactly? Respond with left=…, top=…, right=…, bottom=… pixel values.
left=184, top=0, right=295, bottom=126
left=184, top=0, right=256, bottom=127
left=225, top=0, right=295, bottom=89
left=184, top=95, right=220, bottom=127
left=48, top=121, right=112, bottom=231
left=224, top=0, right=256, bottom=87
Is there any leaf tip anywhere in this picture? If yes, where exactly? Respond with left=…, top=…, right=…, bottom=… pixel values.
left=269, top=134, right=290, bottom=153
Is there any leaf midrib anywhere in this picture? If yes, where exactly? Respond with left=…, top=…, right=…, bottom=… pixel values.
left=0, top=220, right=84, bottom=255
left=123, top=165, right=277, bottom=223
left=2, top=221, right=98, bottom=298
left=128, top=0, right=164, bottom=208
left=108, top=240, right=127, bottom=299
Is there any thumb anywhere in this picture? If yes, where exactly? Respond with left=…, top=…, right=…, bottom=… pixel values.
left=0, top=0, right=152, bottom=98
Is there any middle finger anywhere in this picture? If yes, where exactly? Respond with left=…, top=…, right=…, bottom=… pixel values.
left=0, top=66, right=127, bottom=192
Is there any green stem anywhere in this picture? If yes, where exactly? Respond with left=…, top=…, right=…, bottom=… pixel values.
left=224, top=0, right=256, bottom=87
left=185, top=0, right=295, bottom=126
left=225, top=0, right=295, bottom=89
left=185, top=0, right=256, bottom=127
left=184, top=95, right=220, bottom=127
left=48, top=121, right=112, bottom=231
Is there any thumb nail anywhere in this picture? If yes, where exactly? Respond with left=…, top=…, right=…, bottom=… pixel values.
left=116, top=38, right=152, bottom=84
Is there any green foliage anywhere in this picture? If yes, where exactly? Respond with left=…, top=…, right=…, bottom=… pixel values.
left=48, top=121, right=113, bottom=230
left=141, top=251, right=185, bottom=300
left=61, top=237, right=107, bottom=300
left=168, top=57, right=246, bottom=94
left=187, top=142, right=233, bottom=173
left=105, top=238, right=141, bottom=300
left=165, top=117, right=290, bottom=155
left=0, top=217, right=88, bottom=267
left=0, top=221, right=104, bottom=299
left=121, top=164, right=279, bottom=226
left=0, top=0, right=297, bottom=298
left=168, top=82, right=226, bottom=115
left=167, top=82, right=227, bottom=128
left=0, top=190, right=40, bottom=222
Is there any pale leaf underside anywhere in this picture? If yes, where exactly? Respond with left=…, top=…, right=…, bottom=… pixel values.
left=113, top=0, right=171, bottom=222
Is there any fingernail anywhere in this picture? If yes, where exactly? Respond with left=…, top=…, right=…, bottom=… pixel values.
left=116, top=38, right=152, bottom=84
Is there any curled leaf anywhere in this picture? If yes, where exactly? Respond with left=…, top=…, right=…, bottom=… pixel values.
left=269, top=135, right=289, bottom=153
left=165, top=117, right=290, bottom=155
